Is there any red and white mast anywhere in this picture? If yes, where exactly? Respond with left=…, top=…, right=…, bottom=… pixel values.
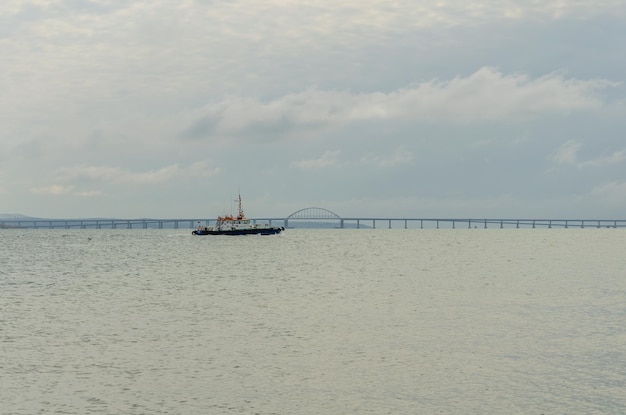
left=237, top=193, right=245, bottom=219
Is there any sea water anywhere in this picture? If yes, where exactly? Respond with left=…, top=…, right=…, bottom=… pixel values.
left=2, top=229, right=626, bottom=414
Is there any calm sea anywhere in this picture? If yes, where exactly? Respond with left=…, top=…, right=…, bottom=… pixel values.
left=2, top=229, right=626, bottom=414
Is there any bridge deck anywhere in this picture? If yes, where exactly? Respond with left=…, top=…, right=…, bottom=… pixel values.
left=2, top=218, right=626, bottom=229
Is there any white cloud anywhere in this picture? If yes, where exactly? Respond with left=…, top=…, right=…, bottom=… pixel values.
left=4, top=1, right=622, bottom=40
left=291, top=147, right=413, bottom=171
left=579, top=150, right=626, bottom=168
left=592, top=181, right=626, bottom=194
left=56, top=161, right=221, bottom=185
left=4, top=1, right=619, bottom=124
left=74, top=190, right=103, bottom=197
left=552, top=141, right=626, bottom=168
left=291, top=150, right=341, bottom=170
left=359, top=147, right=414, bottom=167
left=29, top=183, right=101, bottom=197
left=552, top=140, right=582, bottom=165
left=30, top=184, right=75, bottom=195
left=590, top=181, right=626, bottom=205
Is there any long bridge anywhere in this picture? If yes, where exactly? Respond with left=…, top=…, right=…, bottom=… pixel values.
left=2, top=207, right=626, bottom=229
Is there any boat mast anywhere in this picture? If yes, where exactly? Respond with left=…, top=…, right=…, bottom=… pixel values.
left=237, top=193, right=245, bottom=219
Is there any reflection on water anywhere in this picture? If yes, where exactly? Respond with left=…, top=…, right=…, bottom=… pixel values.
left=2, top=229, right=626, bottom=414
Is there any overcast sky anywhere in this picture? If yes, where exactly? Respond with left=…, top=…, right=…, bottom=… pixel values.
left=2, top=0, right=626, bottom=219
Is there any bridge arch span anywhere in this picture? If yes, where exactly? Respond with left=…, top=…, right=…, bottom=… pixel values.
left=285, top=207, right=343, bottom=228
left=287, top=207, right=342, bottom=220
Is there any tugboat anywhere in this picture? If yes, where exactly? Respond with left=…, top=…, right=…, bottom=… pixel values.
left=192, top=194, right=284, bottom=236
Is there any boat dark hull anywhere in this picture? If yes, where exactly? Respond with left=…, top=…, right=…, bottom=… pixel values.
left=192, top=227, right=283, bottom=236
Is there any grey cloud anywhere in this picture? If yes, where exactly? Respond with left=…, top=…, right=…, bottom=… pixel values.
left=183, top=68, right=614, bottom=138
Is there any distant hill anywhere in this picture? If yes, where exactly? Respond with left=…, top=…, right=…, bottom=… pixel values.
left=0, top=213, right=39, bottom=220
